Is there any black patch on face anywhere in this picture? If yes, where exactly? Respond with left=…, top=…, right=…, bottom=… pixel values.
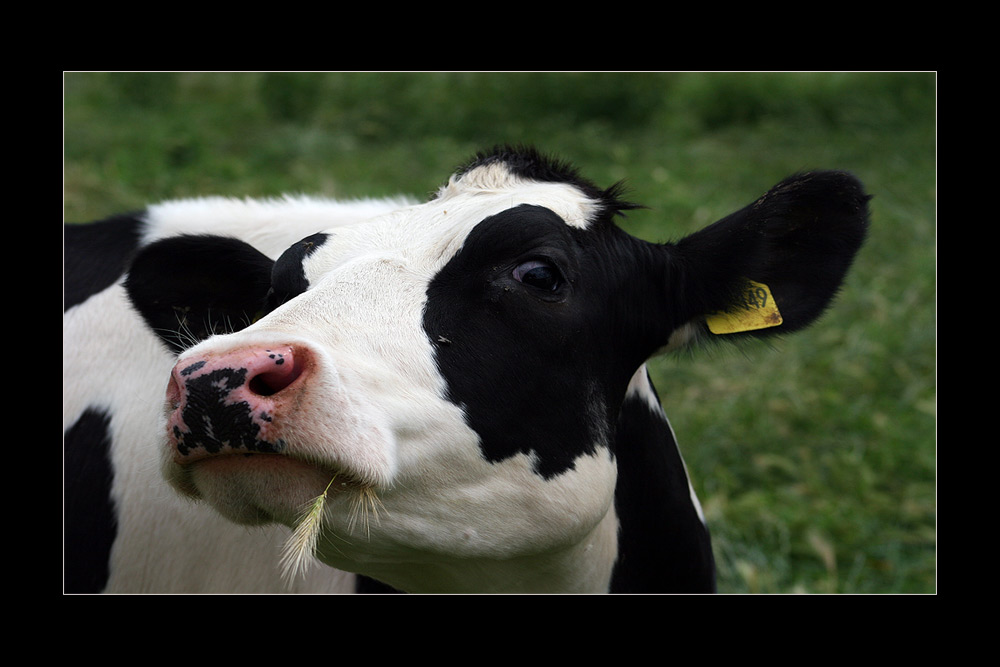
left=424, top=204, right=653, bottom=479
left=172, top=364, right=286, bottom=458
left=266, top=233, right=329, bottom=310
left=64, top=408, right=117, bottom=593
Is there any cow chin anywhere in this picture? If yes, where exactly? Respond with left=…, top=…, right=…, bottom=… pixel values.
left=164, top=453, right=336, bottom=526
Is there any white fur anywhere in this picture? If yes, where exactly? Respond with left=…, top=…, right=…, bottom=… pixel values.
left=142, top=194, right=418, bottom=259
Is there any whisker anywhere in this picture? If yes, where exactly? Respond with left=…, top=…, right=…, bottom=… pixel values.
left=346, top=483, right=385, bottom=540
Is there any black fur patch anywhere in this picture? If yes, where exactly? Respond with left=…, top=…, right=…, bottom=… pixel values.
left=125, top=235, right=274, bottom=354
left=266, top=233, right=329, bottom=309
left=172, top=364, right=286, bottom=458
left=64, top=214, right=143, bottom=310
left=424, top=204, right=654, bottom=478
left=610, top=383, right=715, bottom=593
left=64, top=408, right=117, bottom=593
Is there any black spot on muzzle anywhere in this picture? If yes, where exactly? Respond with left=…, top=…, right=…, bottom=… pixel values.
left=173, top=366, right=286, bottom=458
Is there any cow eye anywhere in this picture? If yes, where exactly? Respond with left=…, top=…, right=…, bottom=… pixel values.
left=512, top=260, right=563, bottom=291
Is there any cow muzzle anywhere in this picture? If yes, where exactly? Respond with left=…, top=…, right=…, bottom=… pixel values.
left=163, top=336, right=398, bottom=506
left=166, top=344, right=308, bottom=464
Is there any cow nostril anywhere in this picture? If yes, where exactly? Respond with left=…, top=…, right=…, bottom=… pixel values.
left=249, top=368, right=299, bottom=396
left=247, top=348, right=305, bottom=397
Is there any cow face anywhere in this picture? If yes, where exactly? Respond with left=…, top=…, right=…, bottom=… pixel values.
left=125, top=147, right=869, bottom=592
left=138, top=154, right=643, bottom=591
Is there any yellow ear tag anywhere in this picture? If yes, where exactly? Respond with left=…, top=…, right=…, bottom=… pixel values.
left=706, top=279, right=783, bottom=335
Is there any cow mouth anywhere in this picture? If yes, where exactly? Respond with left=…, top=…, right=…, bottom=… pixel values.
left=168, top=450, right=377, bottom=528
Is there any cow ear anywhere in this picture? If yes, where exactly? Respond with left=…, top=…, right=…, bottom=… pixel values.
left=125, top=235, right=275, bottom=354
left=667, top=171, right=870, bottom=341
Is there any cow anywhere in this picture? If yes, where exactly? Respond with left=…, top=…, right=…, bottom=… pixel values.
left=63, top=146, right=869, bottom=593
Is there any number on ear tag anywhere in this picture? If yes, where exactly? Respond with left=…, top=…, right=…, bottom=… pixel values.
left=706, top=280, right=783, bottom=335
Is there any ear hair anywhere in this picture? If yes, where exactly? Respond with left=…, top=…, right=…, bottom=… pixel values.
left=664, top=171, right=870, bottom=342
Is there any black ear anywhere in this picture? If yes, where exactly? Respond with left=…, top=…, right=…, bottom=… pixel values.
left=670, top=170, right=870, bottom=338
left=124, top=235, right=275, bottom=354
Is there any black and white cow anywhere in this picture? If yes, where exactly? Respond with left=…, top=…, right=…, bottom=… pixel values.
left=64, top=147, right=868, bottom=593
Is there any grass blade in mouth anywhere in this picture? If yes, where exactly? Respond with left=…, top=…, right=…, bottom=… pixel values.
left=280, top=475, right=337, bottom=584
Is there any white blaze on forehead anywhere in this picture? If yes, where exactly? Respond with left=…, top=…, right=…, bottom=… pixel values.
left=297, top=164, right=604, bottom=290
left=434, top=162, right=603, bottom=230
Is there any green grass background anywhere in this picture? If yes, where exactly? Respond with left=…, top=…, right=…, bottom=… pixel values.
left=64, top=72, right=936, bottom=594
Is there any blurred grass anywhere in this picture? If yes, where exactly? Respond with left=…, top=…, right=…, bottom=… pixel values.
left=63, top=71, right=936, bottom=594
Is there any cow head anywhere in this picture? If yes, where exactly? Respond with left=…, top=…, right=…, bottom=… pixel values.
left=125, top=147, right=869, bottom=592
